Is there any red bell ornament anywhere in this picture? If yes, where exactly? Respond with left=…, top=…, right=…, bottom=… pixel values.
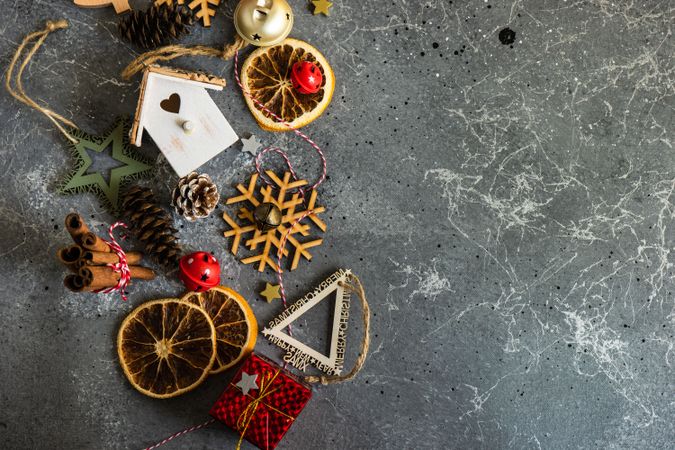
left=179, top=251, right=221, bottom=292
left=290, top=61, right=323, bottom=94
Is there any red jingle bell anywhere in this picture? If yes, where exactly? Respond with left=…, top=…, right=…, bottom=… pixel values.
left=179, top=251, right=221, bottom=292
left=290, top=61, right=323, bottom=94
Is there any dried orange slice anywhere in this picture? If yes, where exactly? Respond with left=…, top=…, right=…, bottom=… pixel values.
left=182, top=286, right=258, bottom=374
left=117, top=299, right=216, bottom=398
left=240, top=38, right=335, bottom=132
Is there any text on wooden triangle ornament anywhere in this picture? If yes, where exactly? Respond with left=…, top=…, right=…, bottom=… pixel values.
left=130, top=65, right=238, bottom=177
left=262, top=269, right=352, bottom=375
left=222, top=171, right=326, bottom=272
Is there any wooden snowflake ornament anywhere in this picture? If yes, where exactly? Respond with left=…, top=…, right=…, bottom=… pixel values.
left=223, top=171, right=326, bottom=273
left=154, top=0, right=221, bottom=27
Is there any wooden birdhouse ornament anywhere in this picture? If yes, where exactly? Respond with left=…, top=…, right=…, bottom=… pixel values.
left=130, top=66, right=239, bottom=177
left=73, top=0, right=130, bottom=14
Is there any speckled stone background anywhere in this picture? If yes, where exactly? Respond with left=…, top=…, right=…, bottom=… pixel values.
left=1, top=1, right=673, bottom=449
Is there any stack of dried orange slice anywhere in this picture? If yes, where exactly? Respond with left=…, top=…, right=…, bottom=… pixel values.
left=117, top=286, right=257, bottom=398
left=240, top=38, right=335, bottom=131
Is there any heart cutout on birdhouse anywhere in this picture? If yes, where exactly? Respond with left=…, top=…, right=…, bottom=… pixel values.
left=160, top=93, right=181, bottom=114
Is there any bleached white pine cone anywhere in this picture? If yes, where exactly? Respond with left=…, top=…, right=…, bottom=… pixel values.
left=171, top=172, right=220, bottom=221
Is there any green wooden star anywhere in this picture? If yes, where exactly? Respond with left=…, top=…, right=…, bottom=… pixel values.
left=60, top=117, right=153, bottom=214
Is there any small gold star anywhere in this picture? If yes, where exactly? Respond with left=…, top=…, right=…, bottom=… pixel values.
left=312, top=0, right=333, bottom=16
left=260, top=283, right=281, bottom=303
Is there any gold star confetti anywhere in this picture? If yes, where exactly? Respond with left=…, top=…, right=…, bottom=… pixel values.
left=311, top=0, right=333, bottom=16
left=260, top=283, right=281, bottom=303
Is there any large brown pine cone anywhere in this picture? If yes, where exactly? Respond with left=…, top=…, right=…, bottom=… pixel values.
left=118, top=3, right=194, bottom=49
left=121, top=186, right=181, bottom=269
left=171, top=172, right=220, bottom=222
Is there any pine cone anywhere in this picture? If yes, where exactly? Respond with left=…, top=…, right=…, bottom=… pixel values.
left=118, top=3, right=194, bottom=49
left=171, top=172, right=220, bottom=221
left=122, top=186, right=181, bottom=269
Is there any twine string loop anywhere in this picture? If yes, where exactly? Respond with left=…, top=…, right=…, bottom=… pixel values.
left=121, top=35, right=248, bottom=80
left=5, top=19, right=78, bottom=143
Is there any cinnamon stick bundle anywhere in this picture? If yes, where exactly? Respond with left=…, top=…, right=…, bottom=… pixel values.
left=59, top=212, right=155, bottom=296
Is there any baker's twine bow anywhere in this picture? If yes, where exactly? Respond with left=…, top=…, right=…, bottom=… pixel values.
left=94, top=222, right=131, bottom=301
left=234, top=369, right=295, bottom=450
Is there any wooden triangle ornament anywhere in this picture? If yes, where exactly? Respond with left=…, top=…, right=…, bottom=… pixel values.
left=263, top=269, right=352, bottom=375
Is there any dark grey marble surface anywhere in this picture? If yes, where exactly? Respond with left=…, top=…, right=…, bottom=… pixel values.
left=1, top=1, right=673, bottom=449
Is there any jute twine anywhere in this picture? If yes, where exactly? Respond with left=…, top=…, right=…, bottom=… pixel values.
left=5, top=20, right=78, bottom=143
left=121, top=35, right=248, bottom=80
left=304, top=273, right=371, bottom=385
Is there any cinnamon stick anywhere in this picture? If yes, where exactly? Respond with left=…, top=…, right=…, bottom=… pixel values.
left=64, top=274, right=92, bottom=292
left=82, top=250, right=143, bottom=266
left=81, top=231, right=111, bottom=253
left=79, top=265, right=155, bottom=290
left=56, top=245, right=84, bottom=272
left=65, top=213, right=91, bottom=246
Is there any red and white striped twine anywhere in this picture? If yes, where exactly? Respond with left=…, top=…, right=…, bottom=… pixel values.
left=276, top=210, right=315, bottom=310
left=143, top=419, right=215, bottom=450
left=233, top=51, right=327, bottom=195
left=94, top=221, right=131, bottom=301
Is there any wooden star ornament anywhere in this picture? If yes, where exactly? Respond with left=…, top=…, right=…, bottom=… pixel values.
left=240, top=134, right=262, bottom=156
left=312, top=0, right=333, bottom=16
left=60, top=118, right=153, bottom=214
left=260, top=283, right=281, bottom=303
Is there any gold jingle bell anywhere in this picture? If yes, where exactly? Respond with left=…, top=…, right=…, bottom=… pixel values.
left=234, top=0, right=294, bottom=47
left=254, top=202, right=282, bottom=232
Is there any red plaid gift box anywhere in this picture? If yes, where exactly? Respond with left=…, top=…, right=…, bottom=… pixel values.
left=210, top=353, right=312, bottom=450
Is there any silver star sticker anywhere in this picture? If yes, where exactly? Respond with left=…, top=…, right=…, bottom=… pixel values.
left=240, top=135, right=262, bottom=156
left=235, top=371, right=259, bottom=395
